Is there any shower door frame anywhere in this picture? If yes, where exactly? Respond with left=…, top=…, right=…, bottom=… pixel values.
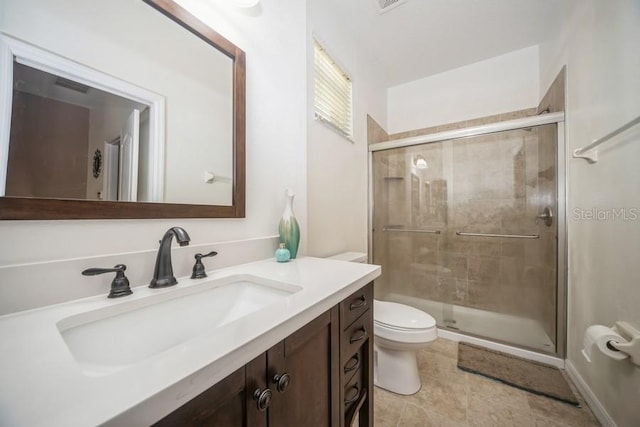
left=368, top=112, right=567, bottom=358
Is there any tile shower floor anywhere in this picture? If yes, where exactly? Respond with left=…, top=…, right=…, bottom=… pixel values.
left=374, top=339, right=600, bottom=427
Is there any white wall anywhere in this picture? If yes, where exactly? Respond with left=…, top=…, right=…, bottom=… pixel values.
left=0, top=0, right=307, bottom=311
left=306, top=0, right=388, bottom=257
left=387, top=46, right=540, bottom=134
left=162, top=45, right=233, bottom=205
left=539, top=1, right=640, bottom=426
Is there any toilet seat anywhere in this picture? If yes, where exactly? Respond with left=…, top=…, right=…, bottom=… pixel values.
left=374, top=300, right=436, bottom=329
left=374, top=300, right=437, bottom=344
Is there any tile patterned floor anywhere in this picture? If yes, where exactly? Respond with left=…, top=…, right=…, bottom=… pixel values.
left=374, top=339, right=600, bottom=427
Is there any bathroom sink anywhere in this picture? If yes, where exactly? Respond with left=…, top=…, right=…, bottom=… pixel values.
left=57, top=274, right=300, bottom=376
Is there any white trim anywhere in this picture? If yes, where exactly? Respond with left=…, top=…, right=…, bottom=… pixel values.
left=565, top=360, right=617, bottom=427
left=118, top=109, right=140, bottom=202
left=369, top=111, right=566, bottom=152
left=103, top=139, right=120, bottom=201
left=437, top=328, right=566, bottom=368
left=0, top=33, right=165, bottom=200
left=147, top=95, right=165, bottom=201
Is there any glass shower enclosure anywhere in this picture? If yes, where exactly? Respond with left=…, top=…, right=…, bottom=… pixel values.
left=370, top=117, right=565, bottom=355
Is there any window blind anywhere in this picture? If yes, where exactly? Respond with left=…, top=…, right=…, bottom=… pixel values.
left=313, top=39, right=353, bottom=140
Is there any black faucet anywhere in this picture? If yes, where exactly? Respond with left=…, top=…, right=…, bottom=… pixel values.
left=149, top=227, right=191, bottom=288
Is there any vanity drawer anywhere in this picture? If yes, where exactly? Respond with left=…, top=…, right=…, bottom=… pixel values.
left=340, top=283, right=373, bottom=330
left=340, top=309, right=372, bottom=364
left=343, top=367, right=363, bottom=415
left=343, top=345, right=364, bottom=385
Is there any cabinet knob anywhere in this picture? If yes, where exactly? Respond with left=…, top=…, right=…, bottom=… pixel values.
left=272, top=373, right=291, bottom=393
left=253, top=388, right=273, bottom=411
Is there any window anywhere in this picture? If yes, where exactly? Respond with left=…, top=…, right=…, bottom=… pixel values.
left=313, top=39, right=353, bottom=140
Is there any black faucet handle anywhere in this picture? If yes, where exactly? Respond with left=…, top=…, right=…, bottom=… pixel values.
left=191, top=251, right=218, bottom=279
left=82, top=264, right=133, bottom=298
left=195, top=251, right=218, bottom=260
left=82, top=264, right=127, bottom=276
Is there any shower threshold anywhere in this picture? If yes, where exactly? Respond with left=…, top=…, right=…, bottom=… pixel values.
left=386, top=293, right=556, bottom=356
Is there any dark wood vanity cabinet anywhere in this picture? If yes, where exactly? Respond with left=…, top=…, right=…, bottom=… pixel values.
left=339, top=283, right=374, bottom=427
left=153, top=352, right=268, bottom=427
left=154, top=282, right=374, bottom=427
left=266, top=307, right=340, bottom=426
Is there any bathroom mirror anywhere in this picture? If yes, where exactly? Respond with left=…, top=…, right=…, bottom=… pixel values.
left=0, top=0, right=245, bottom=219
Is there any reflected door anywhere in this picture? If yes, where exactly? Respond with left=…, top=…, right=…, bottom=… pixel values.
left=118, top=109, right=140, bottom=202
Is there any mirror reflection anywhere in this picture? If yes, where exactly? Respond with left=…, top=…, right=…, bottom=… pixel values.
left=8, top=62, right=150, bottom=202
left=1, top=0, right=236, bottom=207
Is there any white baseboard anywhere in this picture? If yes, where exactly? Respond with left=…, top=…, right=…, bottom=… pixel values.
left=437, top=328, right=565, bottom=368
left=565, top=360, right=616, bottom=427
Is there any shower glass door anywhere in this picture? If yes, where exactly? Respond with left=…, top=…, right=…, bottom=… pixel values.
left=371, top=124, right=558, bottom=353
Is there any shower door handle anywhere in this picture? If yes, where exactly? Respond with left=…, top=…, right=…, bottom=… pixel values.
left=537, top=206, right=553, bottom=227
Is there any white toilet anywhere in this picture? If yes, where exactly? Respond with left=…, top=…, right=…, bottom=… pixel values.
left=327, top=252, right=438, bottom=395
left=373, top=299, right=437, bottom=394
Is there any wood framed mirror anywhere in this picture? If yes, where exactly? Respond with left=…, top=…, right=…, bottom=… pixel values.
left=0, top=0, right=245, bottom=219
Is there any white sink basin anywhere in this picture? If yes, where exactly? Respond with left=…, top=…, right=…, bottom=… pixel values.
left=57, top=274, right=300, bottom=376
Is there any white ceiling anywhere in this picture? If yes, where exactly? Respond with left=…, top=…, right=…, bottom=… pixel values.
left=13, top=63, right=146, bottom=112
left=324, top=0, right=567, bottom=87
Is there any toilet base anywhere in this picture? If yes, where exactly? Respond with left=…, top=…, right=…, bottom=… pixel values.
left=374, top=343, right=421, bottom=395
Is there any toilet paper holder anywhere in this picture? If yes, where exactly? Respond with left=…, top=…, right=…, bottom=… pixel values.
left=609, top=321, right=640, bottom=367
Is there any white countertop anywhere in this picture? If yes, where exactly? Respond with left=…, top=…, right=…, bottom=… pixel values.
left=0, top=256, right=380, bottom=426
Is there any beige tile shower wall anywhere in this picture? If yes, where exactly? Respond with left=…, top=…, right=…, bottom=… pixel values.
left=407, top=143, right=448, bottom=302
left=372, top=150, right=390, bottom=298
left=388, top=108, right=538, bottom=141
left=538, top=67, right=565, bottom=114
left=372, top=148, right=410, bottom=299
left=447, top=130, right=546, bottom=320
left=373, top=104, right=561, bottom=353
left=373, top=124, right=558, bottom=336
left=369, top=114, right=391, bottom=298
left=372, top=142, right=446, bottom=301
left=367, top=115, right=389, bottom=145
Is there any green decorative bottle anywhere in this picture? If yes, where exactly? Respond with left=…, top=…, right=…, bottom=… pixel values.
left=278, top=189, right=300, bottom=259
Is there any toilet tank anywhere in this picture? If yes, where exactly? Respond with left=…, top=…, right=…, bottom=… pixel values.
left=327, top=252, right=368, bottom=263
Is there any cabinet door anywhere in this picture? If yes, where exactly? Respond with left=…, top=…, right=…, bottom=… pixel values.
left=267, top=307, right=340, bottom=427
left=153, top=353, right=267, bottom=427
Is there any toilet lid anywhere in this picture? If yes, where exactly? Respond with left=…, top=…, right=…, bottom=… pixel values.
left=374, top=300, right=436, bottom=330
